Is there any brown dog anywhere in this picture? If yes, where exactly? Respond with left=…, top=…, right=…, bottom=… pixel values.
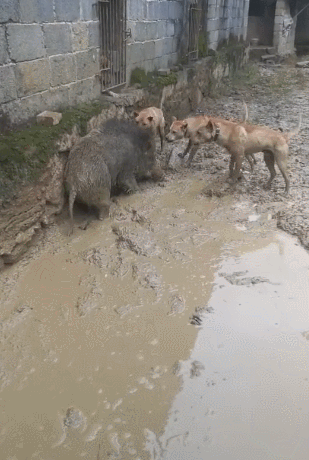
left=166, top=103, right=256, bottom=169
left=191, top=114, right=302, bottom=193
left=134, top=107, right=165, bottom=154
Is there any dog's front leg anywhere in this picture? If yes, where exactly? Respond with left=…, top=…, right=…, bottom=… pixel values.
left=229, top=148, right=245, bottom=183
left=178, top=139, right=192, bottom=159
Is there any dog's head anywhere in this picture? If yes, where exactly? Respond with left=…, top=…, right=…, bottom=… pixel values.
left=192, top=119, right=220, bottom=145
left=165, top=117, right=188, bottom=142
left=134, top=110, right=155, bottom=129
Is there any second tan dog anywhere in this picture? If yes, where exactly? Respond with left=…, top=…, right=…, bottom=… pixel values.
left=166, top=103, right=256, bottom=169
left=190, top=114, right=302, bottom=193
left=134, top=107, right=165, bottom=154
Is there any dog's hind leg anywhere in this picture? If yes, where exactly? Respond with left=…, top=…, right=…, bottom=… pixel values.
left=263, top=151, right=276, bottom=190
left=275, top=152, right=290, bottom=193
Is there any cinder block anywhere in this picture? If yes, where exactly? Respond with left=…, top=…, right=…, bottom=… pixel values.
left=0, top=65, right=17, bottom=104
left=147, top=2, right=160, bottom=20
left=50, top=54, right=76, bottom=87
left=135, top=22, right=148, bottom=42
left=15, top=59, right=50, bottom=97
left=155, top=39, right=164, bottom=57
left=68, top=77, right=96, bottom=107
left=162, top=37, right=173, bottom=55
left=54, top=0, right=80, bottom=22
left=43, top=23, right=72, bottom=56
left=88, top=21, right=100, bottom=48
left=208, top=29, right=219, bottom=44
left=168, top=1, right=183, bottom=20
left=207, top=19, right=220, bottom=32
left=72, top=22, right=89, bottom=52
left=166, top=21, right=175, bottom=37
left=143, top=40, right=155, bottom=60
left=3, top=92, right=46, bottom=126
left=156, top=21, right=166, bottom=39
left=208, top=6, right=218, bottom=19
left=146, top=22, right=159, bottom=40
left=7, top=24, right=45, bottom=62
left=174, top=21, right=183, bottom=37
left=172, top=37, right=179, bottom=53
left=0, top=26, right=9, bottom=65
left=80, top=0, right=97, bottom=20
left=75, top=49, right=99, bottom=80
left=127, top=0, right=145, bottom=20
left=160, top=2, right=169, bottom=20
left=19, top=0, right=54, bottom=23
left=42, top=86, right=70, bottom=112
left=0, top=0, right=19, bottom=23
left=127, top=42, right=145, bottom=64
left=168, top=52, right=178, bottom=67
left=37, top=111, right=63, bottom=126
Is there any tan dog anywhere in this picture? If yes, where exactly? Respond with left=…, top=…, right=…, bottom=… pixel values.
left=166, top=115, right=208, bottom=166
left=134, top=107, right=165, bottom=154
left=166, top=103, right=256, bottom=169
left=191, top=114, right=302, bottom=193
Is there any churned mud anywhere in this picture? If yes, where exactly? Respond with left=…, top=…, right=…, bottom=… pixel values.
left=1, top=64, right=309, bottom=459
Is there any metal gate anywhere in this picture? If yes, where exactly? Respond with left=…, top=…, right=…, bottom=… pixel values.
left=188, top=3, right=202, bottom=61
left=98, top=0, right=127, bottom=92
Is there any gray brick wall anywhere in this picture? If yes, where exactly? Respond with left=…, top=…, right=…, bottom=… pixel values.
left=0, top=0, right=101, bottom=129
left=126, top=0, right=184, bottom=81
left=205, top=0, right=250, bottom=50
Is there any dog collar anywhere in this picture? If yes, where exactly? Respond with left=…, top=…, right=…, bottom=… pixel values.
left=213, top=127, right=220, bottom=141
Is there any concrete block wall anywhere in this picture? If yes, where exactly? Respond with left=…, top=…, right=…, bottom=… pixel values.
left=126, top=0, right=184, bottom=81
left=206, top=0, right=250, bottom=50
left=273, top=0, right=296, bottom=55
left=0, top=0, right=101, bottom=129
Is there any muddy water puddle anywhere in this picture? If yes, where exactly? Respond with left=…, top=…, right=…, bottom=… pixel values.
left=1, top=175, right=309, bottom=459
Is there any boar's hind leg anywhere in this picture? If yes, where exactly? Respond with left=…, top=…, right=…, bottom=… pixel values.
left=68, top=187, right=77, bottom=236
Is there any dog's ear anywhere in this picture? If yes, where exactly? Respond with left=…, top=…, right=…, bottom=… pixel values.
left=181, top=121, right=188, bottom=131
left=206, top=119, right=214, bottom=132
left=172, top=116, right=177, bottom=122
left=147, top=116, right=154, bottom=122
left=133, top=111, right=139, bottom=118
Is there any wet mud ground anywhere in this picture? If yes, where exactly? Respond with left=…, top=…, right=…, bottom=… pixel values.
left=1, top=64, right=309, bottom=459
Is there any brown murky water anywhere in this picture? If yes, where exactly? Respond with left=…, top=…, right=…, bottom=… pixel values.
left=1, top=171, right=309, bottom=459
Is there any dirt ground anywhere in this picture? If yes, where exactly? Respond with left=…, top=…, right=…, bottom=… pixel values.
left=1, top=63, right=309, bottom=460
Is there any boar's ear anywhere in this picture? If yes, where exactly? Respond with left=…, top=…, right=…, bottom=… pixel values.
left=172, top=116, right=177, bottom=122
left=133, top=111, right=139, bottom=118
left=147, top=116, right=154, bottom=121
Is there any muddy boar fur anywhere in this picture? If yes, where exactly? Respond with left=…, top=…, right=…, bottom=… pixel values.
left=65, top=119, right=157, bottom=235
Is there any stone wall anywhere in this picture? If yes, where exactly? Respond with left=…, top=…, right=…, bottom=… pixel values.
left=0, top=0, right=101, bottom=130
left=206, top=0, right=250, bottom=50
left=126, top=0, right=184, bottom=80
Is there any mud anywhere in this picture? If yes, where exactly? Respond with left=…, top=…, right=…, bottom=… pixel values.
left=1, top=64, right=309, bottom=459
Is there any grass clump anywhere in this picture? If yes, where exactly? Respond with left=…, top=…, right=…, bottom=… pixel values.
left=0, top=101, right=106, bottom=200
left=130, top=67, right=177, bottom=89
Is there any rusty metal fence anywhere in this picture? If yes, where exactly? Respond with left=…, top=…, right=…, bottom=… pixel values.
left=188, top=3, right=202, bottom=61
left=98, top=0, right=128, bottom=92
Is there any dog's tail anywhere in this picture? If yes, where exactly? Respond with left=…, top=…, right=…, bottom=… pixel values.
left=160, top=86, right=169, bottom=111
left=242, top=101, right=248, bottom=123
left=284, top=112, right=302, bottom=142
